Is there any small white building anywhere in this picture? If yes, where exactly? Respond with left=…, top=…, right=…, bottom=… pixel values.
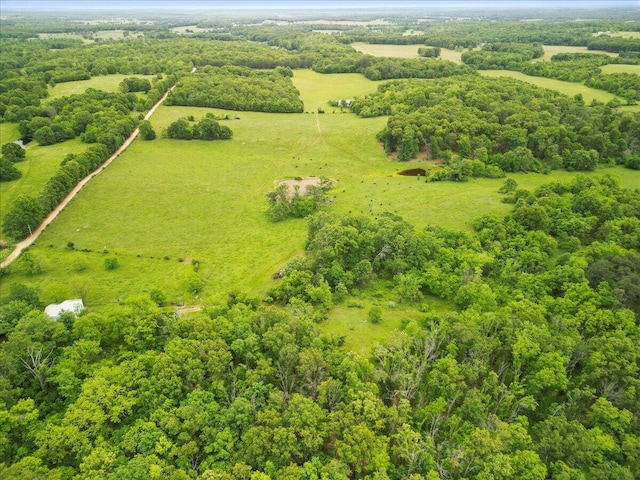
left=45, top=299, right=85, bottom=319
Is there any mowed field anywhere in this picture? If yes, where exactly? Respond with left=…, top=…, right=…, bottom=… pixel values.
left=3, top=70, right=640, bottom=316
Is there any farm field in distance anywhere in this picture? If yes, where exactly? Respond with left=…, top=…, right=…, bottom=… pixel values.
left=478, top=69, right=622, bottom=103
left=351, top=42, right=464, bottom=63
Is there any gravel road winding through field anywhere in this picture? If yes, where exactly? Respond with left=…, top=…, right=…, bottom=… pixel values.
left=0, top=79, right=183, bottom=269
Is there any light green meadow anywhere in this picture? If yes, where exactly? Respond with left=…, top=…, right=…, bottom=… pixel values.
left=0, top=122, right=20, bottom=143
left=478, top=70, right=622, bottom=104
left=538, top=45, right=617, bottom=61
left=292, top=69, right=383, bottom=111
left=48, top=74, right=156, bottom=99
left=610, top=31, right=640, bottom=39
left=351, top=42, right=464, bottom=63
left=1, top=139, right=89, bottom=239
left=600, top=64, right=640, bottom=74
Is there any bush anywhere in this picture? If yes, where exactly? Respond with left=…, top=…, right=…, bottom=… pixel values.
left=368, top=305, right=383, bottom=324
left=104, top=257, right=119, bottom=270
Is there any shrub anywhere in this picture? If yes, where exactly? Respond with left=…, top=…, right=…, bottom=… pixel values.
left=104, top=257, right=119, bottom=270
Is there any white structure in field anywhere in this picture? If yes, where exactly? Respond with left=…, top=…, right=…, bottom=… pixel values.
left=45, top=299, right=85, bottom=319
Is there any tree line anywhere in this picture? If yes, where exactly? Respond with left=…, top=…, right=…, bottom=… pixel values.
left=351, top=75, right=640, bottom=171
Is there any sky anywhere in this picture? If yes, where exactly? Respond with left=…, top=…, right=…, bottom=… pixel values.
left=1, top=0, right=638, bottom=10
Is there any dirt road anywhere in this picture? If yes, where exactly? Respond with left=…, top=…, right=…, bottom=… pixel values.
left=0, top=84, right=177, bottom=269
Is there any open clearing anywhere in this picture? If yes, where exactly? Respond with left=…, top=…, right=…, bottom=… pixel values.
left=538, top=44, right=617, bottom=60
left=479, top=69, right=621, bottom=104
left=48, top=74, right=156, bottom=99
left=600, top=64, right=640, bottom=74
left=610, top=31, right=640, bottom=38
left=0, top=139, right=89, bottom=239
left=3, top=70, right=640, bottom=310
left=351, top=42, right=464, bottom=63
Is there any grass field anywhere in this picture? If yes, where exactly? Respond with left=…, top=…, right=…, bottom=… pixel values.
left=292, top=69, right=383, bottom=111
left=93, top=30, right=143, bottom=40
left=538, top=45, right=617, bottom=61
left=600, top=64, right=640, bottom=74
left=478, top=70, right=621, bottom=104
left=3, top=69, right=640, bottom=345
left=0, top=122, right=20, bottom=143
left=48, top=74, right=155, bottom=99
left=351, top=43, right=464, bottom=63
left=610, top=31, right=640, bottom=39
left=0, top=139, right=89, bottom=239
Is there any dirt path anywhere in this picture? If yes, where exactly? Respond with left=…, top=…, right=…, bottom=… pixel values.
left=310, top=111, right=322, bottom=146
left=0, top=84, right=178, bottom=269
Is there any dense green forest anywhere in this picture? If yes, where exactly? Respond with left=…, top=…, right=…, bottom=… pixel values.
left=1, top=4, right=640, bottom=479
left=352, top=76, right=639, bottom=170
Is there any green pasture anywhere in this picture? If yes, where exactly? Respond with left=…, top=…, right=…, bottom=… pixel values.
left=600, top=64, right=640, bottom=74
left=292, top=69, right=383, bottom=111
left=38, top=32, right=91, bottom=44
left=0, top=122, right=20, bottom=143
left=322, top=286, right=453, bottom=353
left=538, top=45, right=617, bottom=61
left=0, top=138, right=88, bottom=239
left=479, top=69, right=621, bottom=104
left=610, top=31, right=640, bottom=39
left=351, top=42, right=421, bottom=58
left=93, top=30, right=142, bottom=40
left=350, top=43, right=464, bottom=63
left=171, top=25, right=213, bottom=34
left=48, top=74, right=155, bottom=99
left=3, top=69, right=640, bottom=323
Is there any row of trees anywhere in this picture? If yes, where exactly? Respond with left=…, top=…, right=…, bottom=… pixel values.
left=0, top=142, right=26, bottom=182
left=164, top=115, right=233, bottom=141
left=2, top=143, right=111, bottom=239
left=351, top=75, right=640, bottom=169
left=585, top=72, right=640, bottom=103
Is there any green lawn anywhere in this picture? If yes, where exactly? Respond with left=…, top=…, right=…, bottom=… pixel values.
left=479, top=70, right=621, bottom=104
left=48, top=74, right=155, bottom=100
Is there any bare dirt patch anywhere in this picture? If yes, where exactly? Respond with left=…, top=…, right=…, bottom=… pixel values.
left=276, top=177, right=326, bottom=195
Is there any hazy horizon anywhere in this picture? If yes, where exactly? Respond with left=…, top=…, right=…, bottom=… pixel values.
left=1, top=0, right=638, bottom=11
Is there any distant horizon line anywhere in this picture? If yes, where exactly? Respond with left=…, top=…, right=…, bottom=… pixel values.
left=1, top=0, right=639, bottom=11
